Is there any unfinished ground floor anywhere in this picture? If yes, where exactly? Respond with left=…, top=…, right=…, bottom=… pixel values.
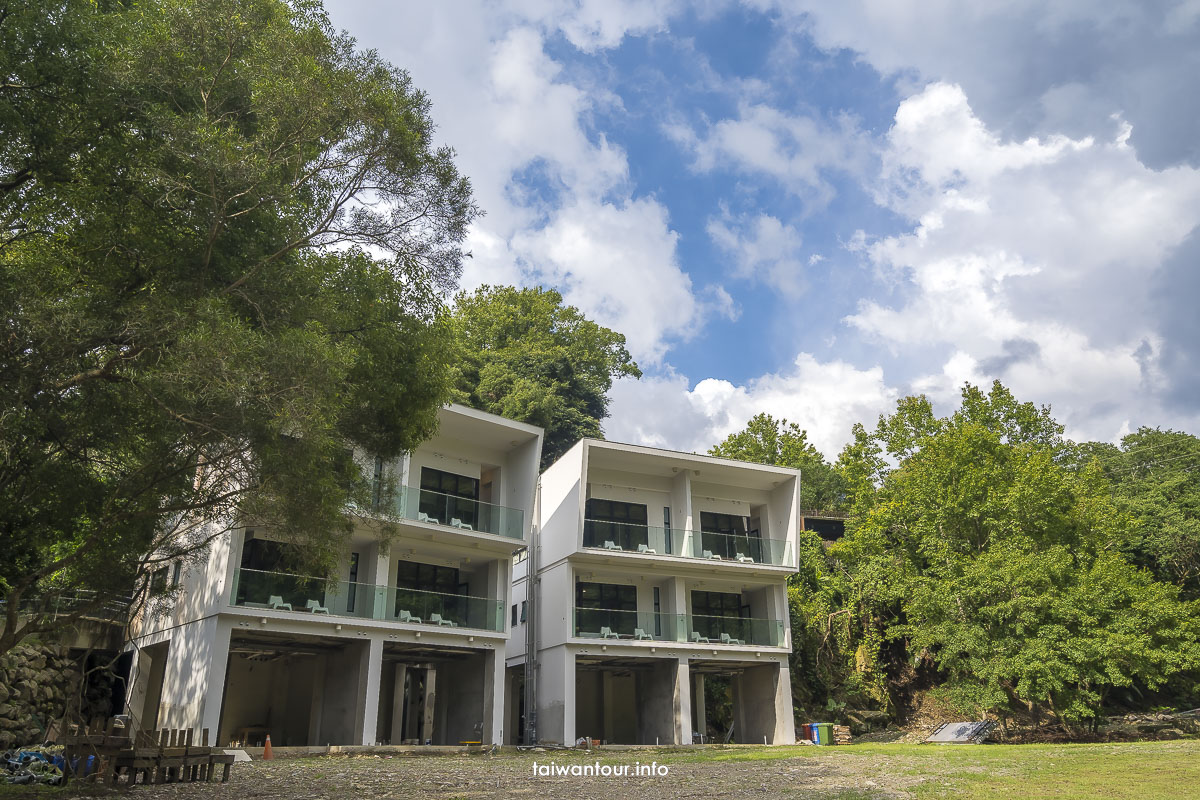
left=125, top=615, right=508, bottom=746
left=522, top=645, right=795, bottom=746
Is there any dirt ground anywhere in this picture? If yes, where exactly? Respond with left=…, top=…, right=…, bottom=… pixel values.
left=51, top=739, right=1200, bottom=800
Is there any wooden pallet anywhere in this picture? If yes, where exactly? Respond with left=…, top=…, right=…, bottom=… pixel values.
left=60, top=722, right=236, bottom=786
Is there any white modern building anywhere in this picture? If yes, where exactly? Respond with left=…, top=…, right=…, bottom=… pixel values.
left=508, top=439, right=801, bottom=746
left=124, top=404, right=543, bottom=747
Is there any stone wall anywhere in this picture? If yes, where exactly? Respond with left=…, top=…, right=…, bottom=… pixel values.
left=0, top=644, right=115, bottom=749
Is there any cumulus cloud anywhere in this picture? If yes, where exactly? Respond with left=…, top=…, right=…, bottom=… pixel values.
left=756, top=0, right=1200, bottom=169
left=706, top=210, right=809, bottom=297
left=846, top=82, right=1200, bottom=441
left=670, top=103, right=869, bottom=206
left=606, top=354, right=898, bottom=458
left=327, top=2, right=708, bottom=364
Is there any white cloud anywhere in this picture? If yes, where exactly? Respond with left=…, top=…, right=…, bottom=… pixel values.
left=671, top=103, right=869, bottom=206
left=513, top=197, right=730, bottom=364
left=706, top=210, right=809, bottom=297
left=846, top=82, right=1200, bottom=442
left=754, top=0, right=1200, bottom=169
left=327, top=2, right=707, bottom=364
left=607, top=353, right=897, bottom=459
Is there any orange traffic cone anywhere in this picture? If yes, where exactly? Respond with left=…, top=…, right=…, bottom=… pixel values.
left=262, top=734, right=274, bottom=761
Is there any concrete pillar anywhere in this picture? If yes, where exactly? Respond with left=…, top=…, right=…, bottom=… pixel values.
left=732, top=661, right=795, bottom=744
left=421, top=667, right=437, bottom=745
left=693, top=673, right=707, bottom=742
left=482, top=647, right=505, bottom=745
left=389, top=664, right=408, bottom=744
left=356, top=638, right=384, bottom=745
left=308, top=655, right=326, bottom=745
left=635, top=658, right=683, bottom=745
left=676, top=658, right=692, bottom=745
left=535, top=645, right=574, bottom=745
left=370, top=541, right=392, bottom=619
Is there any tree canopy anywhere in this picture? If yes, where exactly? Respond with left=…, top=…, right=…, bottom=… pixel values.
left=734, top=382, right=1200, bottom=732
left=449, top=285, right=641, bottom=468
left=0, top=0, right=473, bottom=652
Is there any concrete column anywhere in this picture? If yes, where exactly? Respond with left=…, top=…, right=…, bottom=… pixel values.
left=482, top=647, right=505, bottom=745
left=676, top=658, right=692, bottom=745
left=370, top=541, right=392, bottom=619
left=357, top=638, right=384, bottom=745
left=308, top=655, right=326, bottom=745
left=389, top=664, right=408, bottom=744
left=693, top=673, right=707, bottom=742
left=732, top=661, right=795, bottom=744
left=535, top=645, right=574, bottom=745
left=421, top=668, right=437, bottom=745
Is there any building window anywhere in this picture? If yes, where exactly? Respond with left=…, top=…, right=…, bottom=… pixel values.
left=420, top=467, right=479, bottom=527
left=691, top=590, right=747, bottom=641
left=512, top=604, right=519, bottom=627
left=347, top=553, right=360, bottom=613
left=699, top=511, right=761, bottom=561
left=575, top=580, right=637, bottom=636
left=171, top=562, right=182, bottom=587
left=584, top=498, right=649, bottom=549
left=520, top=600, right=527, bottom=622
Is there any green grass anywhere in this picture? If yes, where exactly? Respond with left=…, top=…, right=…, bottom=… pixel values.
left=510, top=739, right=1200, bottom=799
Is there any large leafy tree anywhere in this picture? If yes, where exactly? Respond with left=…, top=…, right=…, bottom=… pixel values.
left=0, top=0, right=474, bottom=653
left=449, top=285, right=641, bottom=468
left=836, top=383, right=1200, bottom=730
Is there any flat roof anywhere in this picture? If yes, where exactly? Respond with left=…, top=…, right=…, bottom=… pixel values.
left=582, top=438, right=800, bottom=491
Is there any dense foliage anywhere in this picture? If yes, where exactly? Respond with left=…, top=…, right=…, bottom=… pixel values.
left=0, top=0, right=472, bottom=652
left=449, top=285, right=641, bottom=468
left=718, top=383, right=1200, bottom=733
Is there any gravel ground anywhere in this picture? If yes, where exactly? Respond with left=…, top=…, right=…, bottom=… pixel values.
left=55, top=747, right=923, bottom=800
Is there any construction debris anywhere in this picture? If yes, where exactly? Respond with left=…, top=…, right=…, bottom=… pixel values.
left=924, top=721, right=997, bottom=744
left=3, top=748, right=65, bottom=786
left=60, top=721, right=235, bottom=785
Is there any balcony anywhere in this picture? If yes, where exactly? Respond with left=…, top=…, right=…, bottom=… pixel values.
left=688, top=529, right=791, bottom=566
left=573, top=607, right=681, bottom=641
left=385, top=486, right=525, bottom=540
left=581, top=519, right=793, bottom=567
left=582, top=519, right=683, bottom=555
left=230, top=568, right=504, bottom=632
left=686, top=613, right=783, bottom=647
left=571, top=606, right=783, bottom=647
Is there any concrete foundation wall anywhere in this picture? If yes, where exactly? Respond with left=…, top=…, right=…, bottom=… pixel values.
left=733, top=661, right=795, bottom=745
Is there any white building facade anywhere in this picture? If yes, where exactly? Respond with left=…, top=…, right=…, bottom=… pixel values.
left=125, top=404, right=543, bottom=747
left=509, top=439, right=801, bottom=746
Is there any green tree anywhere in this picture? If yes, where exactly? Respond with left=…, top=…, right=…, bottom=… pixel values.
left=709, top=413, right=846, bottom=511
left=837, top=382, right=1200, bottom=730
left=449, top=285, right=641, bottom=468
left=0, top=0, right=473, bottom=653
left=1078, top=428, right=1200, bottom=600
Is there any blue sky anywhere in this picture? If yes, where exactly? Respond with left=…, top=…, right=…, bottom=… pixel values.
left=327, top=1, right=1200, bottom=457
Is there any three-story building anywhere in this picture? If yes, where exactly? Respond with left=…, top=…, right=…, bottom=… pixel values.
left=125, top=405, right=543, bottom=748
left=509, top=438, right=800, bottom=746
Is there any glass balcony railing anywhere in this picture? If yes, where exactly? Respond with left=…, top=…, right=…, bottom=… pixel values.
left=570, top=607, right=785, bottom=647
left=383, top=486, right=525, bottom=540
left=686, top=613, right=784, bottom=647
left=230, top=568, right=503, bottom=632
left=690, top=530, right=792, bottom=567
left=573, top=607, right=683, bottom=641
left=580, top=520, right=793, bottom=567
left=582, top=519, right=684, bottom=555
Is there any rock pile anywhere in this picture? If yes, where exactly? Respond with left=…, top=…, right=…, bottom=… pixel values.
left=0, top=645, right=86, bottom=749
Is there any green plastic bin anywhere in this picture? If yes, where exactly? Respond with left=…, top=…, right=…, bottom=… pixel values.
left=814, top=722, right=834, bottom=745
